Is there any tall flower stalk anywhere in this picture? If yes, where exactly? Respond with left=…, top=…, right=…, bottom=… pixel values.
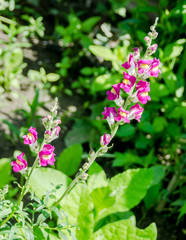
left=53, top=17, right=160, bottom=206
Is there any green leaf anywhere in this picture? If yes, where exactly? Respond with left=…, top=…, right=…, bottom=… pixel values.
left=112, top=151, right=142, bottom=167
left=91, top=74, right=121, bottom=93
left=94, top=211, right=135, bottom=232
left=150, top=82, right=170, bottom=101
left=152, top=117, right=167, bottom=132
left=163, top=71, right=177, bottom=93
left=150, top=165, right=165, bottom=186
left=46, top=73, right=60, bottom=82
left=136, top=223, right=157, bottom=240
left=178, top=201, right=186, bottom=218
left=65, top=120, right=92, bottom=147
left=75, top=186, right=94, bottom=240
left=28, top=168, right=72, bottom=204
left=0, top=158, right=13, bottom=188
left=82, top=17, right=101, bottom=32
left=144, top=165, right=165, bottom=209
left=57, top=144, right=83, bottom=176
left=144, top=184, right=161, bottom=209
left=95, top=169, right=153, bottom=221
left=162, top=43, right=183, bottom=62
left=116, top=124, right=135, bottom=138
left=89, top=45, right=116, bottom=60
left=91, top=220, right=136, bottom=240
left=91, top=187, right=115, bottom=217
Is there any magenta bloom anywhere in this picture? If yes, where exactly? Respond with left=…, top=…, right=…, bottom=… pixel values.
left=102, top=107, right=117, bottom=127
left=11, top=152, right=27, bottom=173
left=100, top=133, right=111, bottom=147
left=102, top=107, right=117, bottom=119
left=106, top=84, right=120, bottom=100
left=23, top=126, right=37, bottom=145
left=120, top=72, right=136, bottom=92
left=128, top=103, right=144, bottom=122
left=137, top=59, right=153, bottom=78
left=53, top=126, right=61, bottom=137
left=122, top=54, right=136, bottom=75
left=39, top=144, right=55, bottom=166
left=115, top=107, right=130, bottom=123
left=136, top=80, right=150, bottom=91
left=150, top=58, right=161, bottom=78
left=135, top=80, right=151, bottom=104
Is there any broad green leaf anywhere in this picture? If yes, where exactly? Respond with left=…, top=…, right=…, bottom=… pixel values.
left=94, top=211, right=136, bottom=232
left=91, top=186, right=115, bottom=218
left=46, top=73, right=60, bottom=82
left=144, top=165, right=165, bottom=209
left=116, top=124, right=135, bottom=138
left=65, top=120, right=92, bottom=147
left=162, top=43, right=183, bottom=62
left=91, top=74, right=121, bottom=93
left=150, top=165, right=165, bottom=186
left=91, top=220, right=157, bottom=240
left=89, top=45, right=116, bottom=60
left=0, top=158, right=13, bottom=188
left=163, top=71, right=177, bottom=93
left=152, top=117, right=167, bottom=132
left=91, top=219, right=136, bottom=240
left=136, top=223, right=157, bottom=240
left=76, top=186, right=94, bottom=240
left=28, top=168, right=72, bottom=203
left=112, top=151, right=142, bottom=167
left=57, top=144, right=83, bottom=176
left=144, top=184, right=161, bottom=209
left=150, top=82, right=170, bottom=101
left=95, top=169, right=153, bottom=221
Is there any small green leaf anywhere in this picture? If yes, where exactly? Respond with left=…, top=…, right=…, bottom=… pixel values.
left=162, top=43, right=183, bottom=62
left=57, top=144, right=83, bottom=176
left=82, top=17, right=101, bottom=32
left=46, top=73, right=60, bottom=82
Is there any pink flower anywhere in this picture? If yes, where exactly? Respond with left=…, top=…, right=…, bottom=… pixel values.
left=115, top=107, right=130, bottom=123
left=100, top=133, right=111, bottom=147
left=102, top=107, right=117, bottom=119
left=150, top=58, right=161, bottom=78
left=136, top=80, right=150, bottom=91
left=23, top=126, right=37, bottom=145
left=102, top=107, right=117, bottom=127
left=149, top=44, right=158, bottom=54
left=106, top=84, right=120, bottom=100
left=120, top=72, right=136, bottom=92
left=11, top=152, right=27, bottom=173
left=136, top=80, right=151, bottom=104
left=128, top=103, right=144, bottom=122
left=122, top=54, right=136, bottom=75
left=53, top=126, right=61, bottom=137
left=137, top=59, right=153, bottom=78
left=39, top=144, right=55, bottom=166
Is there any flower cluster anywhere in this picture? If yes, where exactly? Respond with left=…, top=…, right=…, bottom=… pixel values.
left=11, top=100, right=61, bottom=173
left=100, top=18, right=160, bottom=147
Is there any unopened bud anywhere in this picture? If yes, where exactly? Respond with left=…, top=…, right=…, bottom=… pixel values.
left=80, top=173, right=88, bottom=181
